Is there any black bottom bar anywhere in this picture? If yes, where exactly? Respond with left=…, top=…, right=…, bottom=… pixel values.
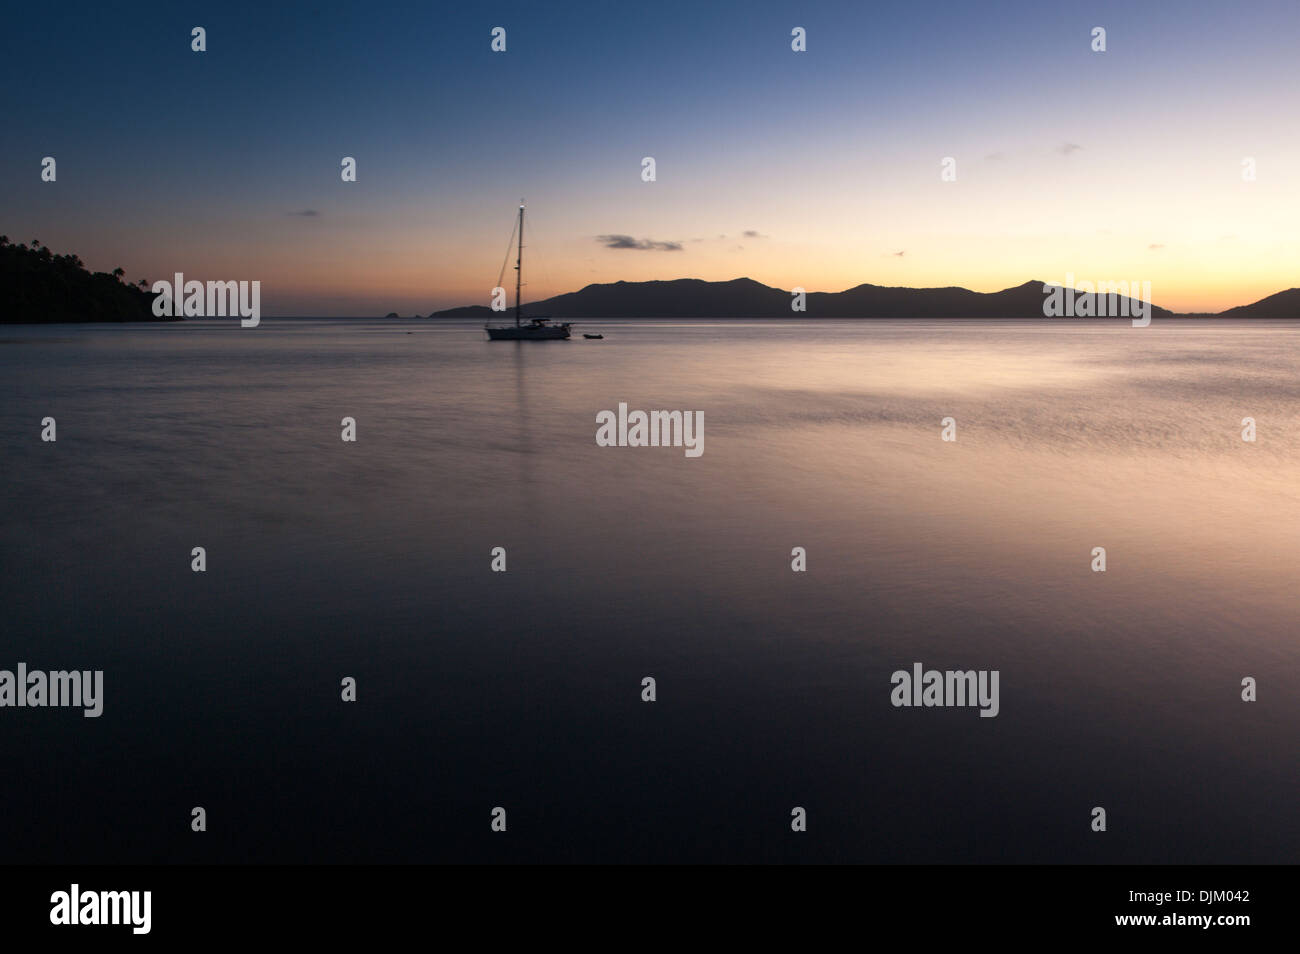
left=1, top=864, right=1279, bottom=941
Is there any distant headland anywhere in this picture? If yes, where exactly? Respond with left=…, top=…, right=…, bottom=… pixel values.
left=0, top=237, right=167, bottom=323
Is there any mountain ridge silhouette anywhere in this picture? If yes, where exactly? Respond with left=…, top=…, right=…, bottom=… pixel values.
left=429, top=277, right=1295, bottom=319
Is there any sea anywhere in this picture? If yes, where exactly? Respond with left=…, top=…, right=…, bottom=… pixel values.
left=1, top=317, right=1297, bottom=862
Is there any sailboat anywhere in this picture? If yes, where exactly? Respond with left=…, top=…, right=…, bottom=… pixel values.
left=485, top=203, right=572, bottom=341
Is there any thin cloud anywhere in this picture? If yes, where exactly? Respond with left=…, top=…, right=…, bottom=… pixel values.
left=742, top=230, right=767, bottom=239
left=1057, top=143, right=1084, bottom=155
left=893, top=250, right=906, bottom=257
left=287, top=209, right=320, bottom=217
left=597, top=234, right=682, bottom=251
left=984, top=152, right=1006, bottom=161
left=1148, top=243, right=1165, bottom=250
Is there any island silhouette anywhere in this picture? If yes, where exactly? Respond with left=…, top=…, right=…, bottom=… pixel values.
left=430, top=277, right=1299, bottom=321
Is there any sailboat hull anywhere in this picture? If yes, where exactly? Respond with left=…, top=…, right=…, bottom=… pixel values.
left=485, top=324, right=571, bottom=340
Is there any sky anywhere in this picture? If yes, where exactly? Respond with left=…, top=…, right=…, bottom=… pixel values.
left=2, top=0, right=1298, bottom=315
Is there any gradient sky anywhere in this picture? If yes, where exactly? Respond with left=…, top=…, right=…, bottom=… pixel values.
left=3, top=0, right=1298, bottom=315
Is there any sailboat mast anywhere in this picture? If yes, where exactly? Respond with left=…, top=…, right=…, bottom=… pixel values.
left=515, top=202, right=524, bottom=327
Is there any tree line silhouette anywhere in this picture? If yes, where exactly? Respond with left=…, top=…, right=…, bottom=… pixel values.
left=0, top=236, right=170, bottom=323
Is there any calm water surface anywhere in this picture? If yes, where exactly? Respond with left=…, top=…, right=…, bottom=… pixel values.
left=2, top=318, right=1297, bottom=862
